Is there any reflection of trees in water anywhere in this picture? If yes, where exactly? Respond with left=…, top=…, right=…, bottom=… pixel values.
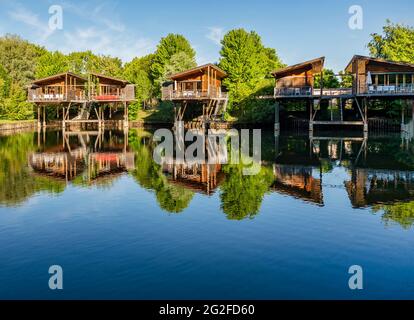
left=219, top=163, right=273, bottom=220
left=373, top=201, right=414, bottom=229
left=0, top=133, right=65, bottom=207
left=128, top=131, right=194, bottom=214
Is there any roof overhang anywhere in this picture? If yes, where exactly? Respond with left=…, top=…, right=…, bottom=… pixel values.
left=32, top=72, right=87, bottom=85
left=345, top=55, right=414, bottom=73
left=169, top=64, right=227, bottom=81
left=271, top=57, right=325, bottom=78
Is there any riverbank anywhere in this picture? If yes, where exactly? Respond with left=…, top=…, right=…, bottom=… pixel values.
left=0, top=120, right=36, bottom=131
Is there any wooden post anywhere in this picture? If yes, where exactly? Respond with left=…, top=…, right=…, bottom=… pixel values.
left=207, top=66, right=210, bottom=96
left=274, top=101, right=280, bottom=134
left=62, top=106, right=66, bottom=130
left=42, top=106, right=46, bottom=128
left=363, top=98, right=368, bottom=133
left=37, top=105, right=41, bottom=128
left=309, top=100, right=314, bottom=134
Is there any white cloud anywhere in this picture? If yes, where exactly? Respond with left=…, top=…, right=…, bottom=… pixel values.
left=8, top=5, right=55, bottom=40
left=60, top=27, right=155, bottom=62
left=206, top=27, right=224, bottom=45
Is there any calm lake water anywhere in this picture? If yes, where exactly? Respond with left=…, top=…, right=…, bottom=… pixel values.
left=0, top=127, right=414, bottom=300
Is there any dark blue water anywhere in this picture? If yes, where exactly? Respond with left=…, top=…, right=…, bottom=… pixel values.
left=0, top=129, right=414, bottom=299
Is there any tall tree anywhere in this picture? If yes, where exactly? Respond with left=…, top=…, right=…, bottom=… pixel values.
left=219, top=29, right=283, bottom=105
left=368, top=20, right=414, bottom=63
left=0, top=64, right=11, bottom=99
left=0, top=34, right=45, bottom=85
left=35, top=51, right=69, bottom=79
left=124, top=54, right=156, bottom=106
left=150, top=34, right=196, bottom=88
left=162, top=51, right=197, bottom=82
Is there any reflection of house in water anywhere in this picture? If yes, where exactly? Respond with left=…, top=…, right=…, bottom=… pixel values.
left=346, top=169, right=414, bottom=208
left=29, top=145, right=86, bottom=181
left=161, top=130, right=228, bottom=195
left=272, top=164, right=323, bottom=205
left=29, top=130, right=134, bottom=183
left=162, top=162, right=224, bottom=195
left=88, top=152, right=135, bottom=180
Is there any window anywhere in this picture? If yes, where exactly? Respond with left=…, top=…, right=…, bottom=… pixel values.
left=404, top=74, right=414, bottom=85
left=388, top=74, right=396, bottom=85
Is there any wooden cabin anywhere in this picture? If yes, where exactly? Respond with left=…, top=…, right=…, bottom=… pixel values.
left=89, top=73, right=135, bottom=102
left=345, top=55, right=414, bottom=95
left=28, top=72, right=135, bottom=103
left=272, top=57, right=325, bottom=97
left=161, top=64, right=227, bottom=100
left=28, top=72, right=87, bottom=103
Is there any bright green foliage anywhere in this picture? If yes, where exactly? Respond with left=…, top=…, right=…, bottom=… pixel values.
left=150, top=34, right=196, bottom=88
left=124, top=54, right=156, bottom=118
left=36, top=51, right=69, bottom=78
left=0, top=65, right=11, bottom=99
left=66, top=51, right=123, bottom=77
left=220, top=162, right=274, bottom=220
left=314, top=69, right=340, bottom=89
left=0, top=34, right=44, bottom=85
left=0, top=82, right=34, bottom=120
left=219, top=29, right=283, bottom=106
left=368, top=20, right=414, bottom=63
left=339, top=70, right=353, bottom=88
left=163, top=51, right=197, bottom=82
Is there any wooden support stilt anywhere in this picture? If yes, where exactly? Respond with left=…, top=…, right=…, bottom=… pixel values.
left=274, top=101, right=280, bottom=133
left=42, top=106, right=46, bottom=128
left=37, top=105, right=41, bottom=129
left=364, top=98, right=368, bottom=133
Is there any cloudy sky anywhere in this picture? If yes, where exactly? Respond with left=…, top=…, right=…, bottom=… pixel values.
left=0, top=0, right=413, bottom=71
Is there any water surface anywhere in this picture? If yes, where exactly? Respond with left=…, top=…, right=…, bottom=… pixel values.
left=0, top=128, right=414, bottom=299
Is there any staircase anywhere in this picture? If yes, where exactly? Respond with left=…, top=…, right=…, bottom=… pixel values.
left=73, top=103, right=91, bottom=120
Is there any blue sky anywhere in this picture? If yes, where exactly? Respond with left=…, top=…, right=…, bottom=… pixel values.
left=0, top=0, right=413, bottom=71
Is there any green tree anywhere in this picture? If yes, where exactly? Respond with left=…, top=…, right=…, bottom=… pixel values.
left=368, top=20, right=414, bottom=63
left=0, top=34, right=45, bottom=85
left=219, top=29, right=282, bottom=107
left=0, top=64, right=11, bottom=99
left=163, top=51, right=197, bottom=81
left=0, top=82, right=34, bottom=120
left=150, top=34, right=196, bottom=89
left=35, top=51, right=69, bottom=79
left=124, top=54, right=156, bottom=112
left=314, top=69, right=340, bottom=89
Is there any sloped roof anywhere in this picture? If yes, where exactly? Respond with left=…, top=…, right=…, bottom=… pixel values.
left=89, top=72, right=130, bottom=85
left=271, top=57, right=325, bottom=77
left=168, top=63, right=227, bottom=80
left=345, top=55, right=414, bottom=73
left=32, top=72, right=87, bottom=85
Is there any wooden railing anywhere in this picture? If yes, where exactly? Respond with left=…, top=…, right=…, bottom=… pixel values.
left=90, top=84, right=135, bottom=101
left=274, top=87, right=352, bottom=97
left=162, top=88, right=228, bottom=100
left=358, top=84, right=414, bottom=95
left=28, top=87, right=86, bottom=102
left=28, top=84, right=135, bottom=103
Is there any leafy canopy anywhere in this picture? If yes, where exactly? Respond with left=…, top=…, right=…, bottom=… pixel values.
left=368, top=20, right=414, bottom=63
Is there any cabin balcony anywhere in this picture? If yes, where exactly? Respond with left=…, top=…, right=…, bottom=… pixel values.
left=89, top=84, right=135, bottom=102
left=358, top=83, right=414, bottom=96
left=28, top=86, right=86, bottom=103
left=274, top=86, right=353, bottom=98
left=162, top=88, right=228, bottom=101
